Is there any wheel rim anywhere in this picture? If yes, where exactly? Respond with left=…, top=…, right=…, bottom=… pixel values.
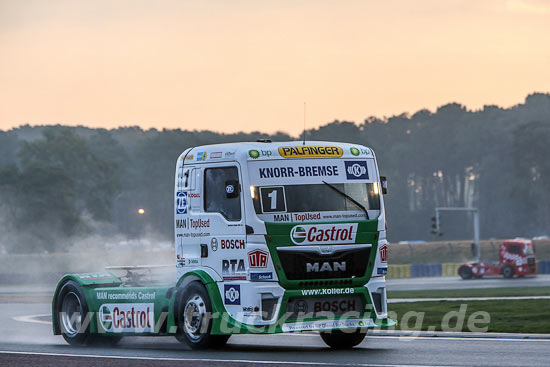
left=61, top=291, right=83, bottom=337
left=183, top=294, right=206, bottom=341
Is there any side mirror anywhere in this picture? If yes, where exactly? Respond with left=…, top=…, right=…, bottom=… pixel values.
left=225, top=180, right=240, bottom=199
left=380, top=176, right=388, bottom=195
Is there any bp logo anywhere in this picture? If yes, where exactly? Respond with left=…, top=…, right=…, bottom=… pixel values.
left=350, top=147, right=360, bottom=156
left=248, top=150, right=260, bottom=159
left=290, top=226, right=307, bottom=244
left=99, top=305, right=113, bottom=331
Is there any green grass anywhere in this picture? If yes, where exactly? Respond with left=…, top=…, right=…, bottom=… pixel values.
left=388, top=299, right=550, bottom=334
left=388, top=286, right=550, bottom=299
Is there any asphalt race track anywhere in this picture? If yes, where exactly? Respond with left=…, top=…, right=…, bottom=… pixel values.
left=386, top=274, right=550, bottom=291
left=1, top=301, right=549, bottom=367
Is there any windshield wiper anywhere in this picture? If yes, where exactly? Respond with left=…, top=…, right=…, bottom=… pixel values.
left=322, top=180, right=369, bottom=220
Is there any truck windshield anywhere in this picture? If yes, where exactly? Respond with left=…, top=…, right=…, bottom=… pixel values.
left=251, top=183, right=380, bottom=222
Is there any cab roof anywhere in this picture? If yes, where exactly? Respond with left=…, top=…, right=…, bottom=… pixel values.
left=179, top=141, right=375, bottom=164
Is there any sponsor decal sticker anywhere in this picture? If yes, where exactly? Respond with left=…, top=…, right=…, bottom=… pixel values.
left=282, top=318, right=374, bottom=332
left=222, top=259, right=246, bottom=280
left=224, top=285, right=241, bottom=305
left=258, top=165, right=338, bottom=179
left=211, top=238, right=218, bottom=251
left=210, top=152, right=222, bottom=159
left=225, top=184, right=235, bottom=194
left=278, top=146, right=343, bottom=158
left=184, top=154, right=194, bottom=161
left=221, top=239, right=245, bottom=250
left=377, top=267, right=388, bottom=275
left=78, top=273, right=112, bottom=280
left=98, top=303, right=154, bottom=332
left=248, top=249, right=269, bottom=268
left=350, top=147, right=360, bottom=156
left=176, top=191, right=188, bottom=214
left=379, top=244, right=387, bottom=263
left=248, top=150, right=260, bottom=159
left=196, top=152, right=207, bottom=161
left=250, top=272, right=273, bottom=281
left=345, top=161, right=369, bottom=180
left=290, top=223, right=358, bottom=245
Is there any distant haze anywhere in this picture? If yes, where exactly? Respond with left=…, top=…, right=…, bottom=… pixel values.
left=1, top=0, right=549, bottom=135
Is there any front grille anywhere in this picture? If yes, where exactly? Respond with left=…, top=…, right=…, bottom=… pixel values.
left=277, top=247, right=370, bottom=280
left=528, top=257, right=536, bottom=265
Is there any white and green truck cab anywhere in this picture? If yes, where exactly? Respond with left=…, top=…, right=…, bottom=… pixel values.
left=52, top=141, right=395, bottom=349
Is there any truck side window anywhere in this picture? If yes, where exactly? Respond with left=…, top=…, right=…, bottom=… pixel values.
left=508, top=244, right=521, bottom=255
left=204, top=167, right=241, bottom=221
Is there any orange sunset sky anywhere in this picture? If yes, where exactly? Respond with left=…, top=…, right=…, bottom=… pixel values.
left=1, top=0, right=549, bottom=136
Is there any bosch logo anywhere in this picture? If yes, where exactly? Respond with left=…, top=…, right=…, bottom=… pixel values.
left=344, top=161, right=369, bottom=180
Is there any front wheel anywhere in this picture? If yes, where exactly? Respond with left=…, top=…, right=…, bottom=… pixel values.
left=458, top=266, right=473, bottom=280
left=175, top=281, right=230, bottom=349
left=320, top=330, right=366, bottom=349
left=55, top=281, right=92, bottom=346
left=502, top=266, right=515, bottom=279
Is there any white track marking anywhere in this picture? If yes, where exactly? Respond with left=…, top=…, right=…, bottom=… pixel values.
left=13, top=314, right=550, bottom=342
left=0, top=350, right=445, bottom=367
left=389, top=296, right=550, bottom=303
left=12, top=314, right=51, bottom=325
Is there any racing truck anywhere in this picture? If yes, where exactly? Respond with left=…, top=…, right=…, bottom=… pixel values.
left=458, top=239, right=537, bottom=279
left=52, top=141, right=395, bottom=349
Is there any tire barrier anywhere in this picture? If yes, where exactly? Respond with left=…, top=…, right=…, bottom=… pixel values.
left=538, top=260, right=550, bottom=274
left=386, top=261, right=550, bottom=278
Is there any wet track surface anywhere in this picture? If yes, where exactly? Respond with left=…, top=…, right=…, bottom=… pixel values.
left=1, top=301, right=549, bottom=367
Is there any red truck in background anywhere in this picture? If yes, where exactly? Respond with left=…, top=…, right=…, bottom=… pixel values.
left=458, top=239, right=537, bottom=279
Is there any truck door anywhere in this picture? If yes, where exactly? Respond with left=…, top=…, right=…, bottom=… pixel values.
left=200, top=164, right=247, bottom=281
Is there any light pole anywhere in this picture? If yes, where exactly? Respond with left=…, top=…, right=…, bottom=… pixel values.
left=433, top=207, right=480, bottom=262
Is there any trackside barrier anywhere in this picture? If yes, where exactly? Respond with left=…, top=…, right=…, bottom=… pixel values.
left=410, top=263, right=442, bottom=277
left=539, top=260, right=550, bottom=274
left=387, top=261, right=550, bottom=278
left=386, top=264, right=411, bottom=279
left=442, top=263, right=462, bottom=276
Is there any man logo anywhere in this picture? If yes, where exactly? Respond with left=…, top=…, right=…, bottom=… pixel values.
left=211, top=238, right=218, bottom=252
left=290, top=226, right=307, bottom=244
left=344, top=161, right=369, bottom=180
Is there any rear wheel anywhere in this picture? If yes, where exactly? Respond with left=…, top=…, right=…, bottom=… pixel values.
left=320, top=330, right=366, bottom=349
left=502, top=265, right=515, bottom=279
left=458, top=266, right=473, bottom=280
left=175, top=281, right=230, bottom=349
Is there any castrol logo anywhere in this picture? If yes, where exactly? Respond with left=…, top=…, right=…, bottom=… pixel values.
left=290, top=223, right=358, bottom=245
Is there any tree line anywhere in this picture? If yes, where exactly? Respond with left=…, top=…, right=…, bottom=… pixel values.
left=1, top=93, right=549, bottom=252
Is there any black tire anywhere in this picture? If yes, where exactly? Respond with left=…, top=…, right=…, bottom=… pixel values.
left=458, top=266, right=473, bottom=280
left=502, top=265, right=515, bottom=279
left=175, top=281, right=230, bottom=349
left=320, top=330, right=367, bottom=349
left=55, top=280, right=93, bottom=346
